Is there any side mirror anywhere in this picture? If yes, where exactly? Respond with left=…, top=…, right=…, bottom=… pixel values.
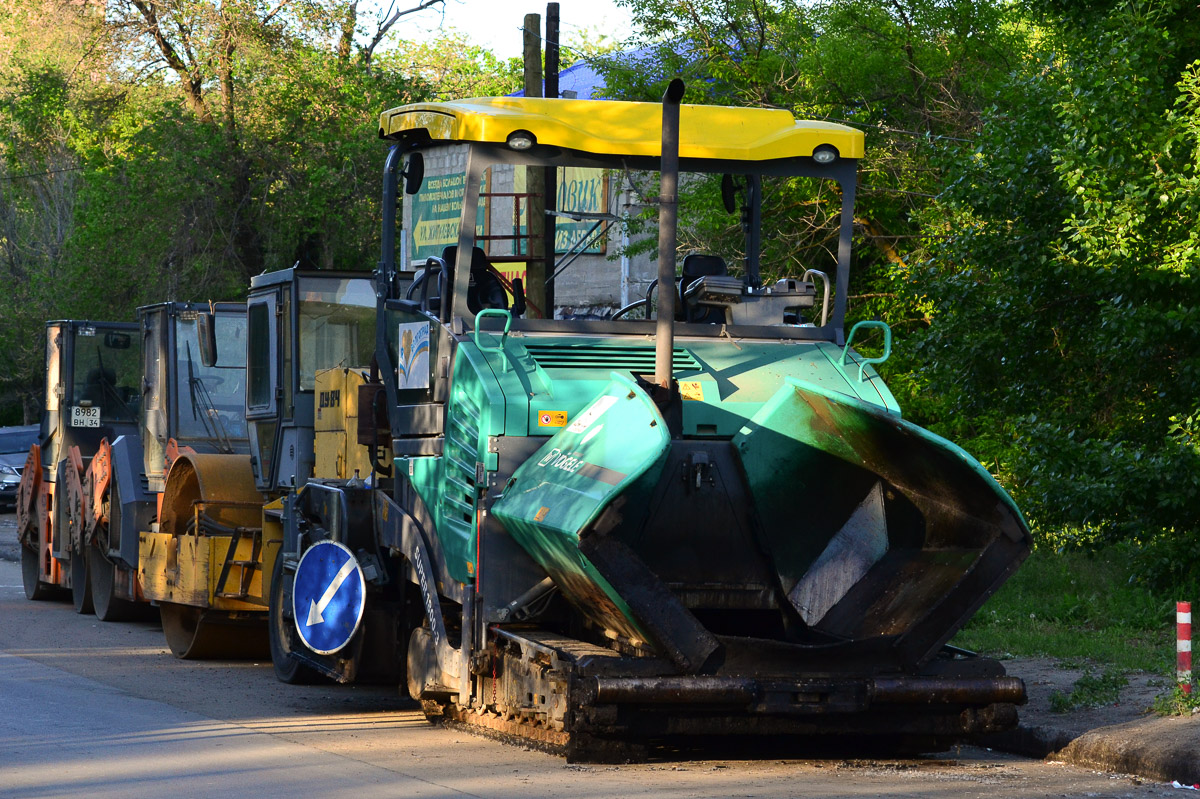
left=104, top=332, right=131, bottom=349
left=403, top=152, right=425, bottom=196
left=197, top=312, right=218, bottom=367
left=720, top=173, right=738, bottom=214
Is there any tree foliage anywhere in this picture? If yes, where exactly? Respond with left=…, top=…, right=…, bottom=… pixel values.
left=5, top=0, right=1200, bottom=588
left=595, top=0, right=1200, bottom=587
left=0, top=0, right=511, bottom=422
left=601, top=0, right=1027, bottom=325
left=915, top=0, right=1200, bottom=580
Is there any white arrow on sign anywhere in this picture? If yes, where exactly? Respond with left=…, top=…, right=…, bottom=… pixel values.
left=307, top=558, right=358, bottom=626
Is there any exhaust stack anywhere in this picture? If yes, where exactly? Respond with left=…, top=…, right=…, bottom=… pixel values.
left=654, top=79, right=685, bottom=390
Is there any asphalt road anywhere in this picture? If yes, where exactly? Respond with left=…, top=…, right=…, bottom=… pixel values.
left=1, top=511, right=19, bottom=564
left=0, top=517, right=1180, bottom=798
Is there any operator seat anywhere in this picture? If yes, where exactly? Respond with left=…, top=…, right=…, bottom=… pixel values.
left=81, top=366, right=117, bottom=407
left=679, top=253, right=728, bottom=323
left=439, top=246, right=509, bottom=314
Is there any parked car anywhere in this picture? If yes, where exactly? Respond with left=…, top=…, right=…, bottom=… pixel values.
left=0, top=426, right=37, bottom=511
left=0, top=425, right=37, bottom=455
left=0, top=451, right=24, bottom=510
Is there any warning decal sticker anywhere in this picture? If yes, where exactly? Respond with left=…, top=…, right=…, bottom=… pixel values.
left=537, top=410, right=568, bottom=427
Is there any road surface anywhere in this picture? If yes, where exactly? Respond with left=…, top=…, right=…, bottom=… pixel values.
left=0, top=515, right=1175, bottom=798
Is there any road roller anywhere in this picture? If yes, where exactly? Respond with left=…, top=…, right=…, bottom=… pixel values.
left=74, top=302, right=250, bottom=626
left=255, top=86, right=1032, bottom=759
left=140, top=271, right=381, bottom=659
left=17, top=320, right=140, bottom=613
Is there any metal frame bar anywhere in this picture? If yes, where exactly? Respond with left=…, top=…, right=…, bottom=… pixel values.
left=405, top=142, right=858, bottom=341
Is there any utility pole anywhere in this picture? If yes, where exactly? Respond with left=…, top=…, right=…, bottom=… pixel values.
left=522, top=14, right=547, bottom=318
left=543, top=3, right=559, bottom=315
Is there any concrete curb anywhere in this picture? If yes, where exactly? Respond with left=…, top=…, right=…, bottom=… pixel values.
left=982, top=724, right=1079, bottom=760
left=1056, top=716, right=1200, bottom=784
left=986, top=718, right=1200, bottom=784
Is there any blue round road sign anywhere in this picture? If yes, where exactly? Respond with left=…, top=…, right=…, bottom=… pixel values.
left=292, top=540, right=366, bottom=656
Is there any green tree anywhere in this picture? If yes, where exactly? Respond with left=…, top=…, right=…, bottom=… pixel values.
left=913, top=0, right=1200, bottom=583
left=0, top=0, right=524, bottom=423
left=379, top=32, right=521, bottom=100
left=0, top=0, right=114, bottom=420
left=600, top=0, right=1025, bottom=293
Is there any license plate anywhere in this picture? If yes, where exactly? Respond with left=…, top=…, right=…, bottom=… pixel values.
left=70, top=406, right=100, bottom=428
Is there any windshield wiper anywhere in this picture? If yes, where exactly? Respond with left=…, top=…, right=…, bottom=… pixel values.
left=187, top=342, right=235, bottom=454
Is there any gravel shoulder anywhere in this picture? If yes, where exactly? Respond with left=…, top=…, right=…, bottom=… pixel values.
left=1004, top=656, right=1167, bottom=736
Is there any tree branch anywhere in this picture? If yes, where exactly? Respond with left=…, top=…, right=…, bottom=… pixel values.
left=127, top=0, right=210, bottom=121
left=362, top=0, right=445, bottom=65
left=260, top=0, right=297, bottom=26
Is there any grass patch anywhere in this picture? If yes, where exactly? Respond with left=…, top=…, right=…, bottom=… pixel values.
left=952, top=545, right=1174, bottom=674
left=1049, top=669, right=1129, bottom=712
left=1152, top=685, right=1200, bottom=716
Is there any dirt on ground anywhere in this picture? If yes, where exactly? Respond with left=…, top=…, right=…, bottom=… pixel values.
left=1002, top=655, right=1169, bottom=734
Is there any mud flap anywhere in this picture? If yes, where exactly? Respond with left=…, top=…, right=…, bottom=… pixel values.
left=373, top=491, right=463, bottom=695
left=109, top=434, right=155, bottom=569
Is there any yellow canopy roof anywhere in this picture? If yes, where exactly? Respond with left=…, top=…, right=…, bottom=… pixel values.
left=379, top=97, right=864, bottom=161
